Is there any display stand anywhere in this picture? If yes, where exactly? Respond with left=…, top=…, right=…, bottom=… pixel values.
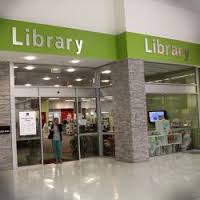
left=148, top=127, right=192, bottom=157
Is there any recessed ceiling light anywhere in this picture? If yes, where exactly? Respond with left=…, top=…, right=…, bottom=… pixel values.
left=48, top=98, right=60, bottom=101
left=25, top=65, right=35, bottom=70
left=43, top=77, right=51, bottom=81
left=54, top=84, right=60, bottom=87
left=75, top=78, right=83, bottom=82
left=66, top=68, right=76, bottom=72
left=65, top=99, right=75, bottom=102
left=67, top=85, right=73, bottom=88
left=81, top=98, right=91, bottom=102
left=24, top=83, right=32, bottom=87
left=51, top=67, right=61, bottom=73
left=101, top=70, right=111, bottom=74
left=101, top=80, right=110, bottom=83
left=24, top=56, right=36, bottom=61
left=105, top=96, right=113, bottom=100
left=70, top=59, right=80, bottom=64
left=14, top=66, right=18, bottom=69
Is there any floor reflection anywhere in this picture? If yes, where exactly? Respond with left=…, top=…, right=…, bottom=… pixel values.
left=0, top=153, right=199, bottom=200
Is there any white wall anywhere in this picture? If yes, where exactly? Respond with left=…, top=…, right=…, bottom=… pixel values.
left=0, top=0, right=200, bottom=43
left=0, top=0, right=116, bottom=34
left=123, top=0, right=200, bottom=43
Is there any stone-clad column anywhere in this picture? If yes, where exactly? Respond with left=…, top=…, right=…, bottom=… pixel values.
left=111, top=59, right=149, bottom=162
left=0, top=63, right=13, bottom=170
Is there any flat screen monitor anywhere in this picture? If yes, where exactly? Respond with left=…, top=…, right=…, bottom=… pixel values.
left=148, top=111, right=167, bottom=123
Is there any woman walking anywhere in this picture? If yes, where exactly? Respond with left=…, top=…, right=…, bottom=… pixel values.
left=49, top=118, right=63, bottom=164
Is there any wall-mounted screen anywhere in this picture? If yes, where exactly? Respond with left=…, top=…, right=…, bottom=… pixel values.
left=148, top=111, right=167, bottom=123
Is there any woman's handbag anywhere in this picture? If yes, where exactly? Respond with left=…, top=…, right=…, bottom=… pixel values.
left=48, top=130, right=54, bottom=139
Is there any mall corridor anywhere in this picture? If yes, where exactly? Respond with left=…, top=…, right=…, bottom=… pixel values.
left=0, top=1, right=200, bottom=200
left=0, top=153, right=199, bottom=200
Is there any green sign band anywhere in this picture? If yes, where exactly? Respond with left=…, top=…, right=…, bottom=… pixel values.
left=0, top=18, right=200, bottom=66
left=0, top=18, right=117, bottom=60
left=126, top=32, right=200, bottom=66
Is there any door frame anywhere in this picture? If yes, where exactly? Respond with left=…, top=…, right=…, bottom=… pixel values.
left=13, top=85, right=101, bottom=167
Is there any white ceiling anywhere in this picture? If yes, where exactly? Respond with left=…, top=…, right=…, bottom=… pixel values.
left=0, top=51, right=112, bottom=68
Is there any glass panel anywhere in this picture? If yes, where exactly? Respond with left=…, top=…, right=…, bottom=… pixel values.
left=103, top=134, right=115, bottom=157
left=146, top=94, right=198, bottom=151
left=14, top=64, right=95, bottom=87
left=145, top=62, right=196, bottom=85
left=100, top=66, right=112, bottom=87
left=101, top=96, right=114, bottom=133
left=100, top=95, right=115, bottom=157
left=17, top=140, right=41, bottom=166
left=41, top=97, right=78, bottom=164
left=80, top=135, right=99, bottom=158
left=78, top=97, right=97, bottom=134
left=15, top=97, right=41, bottom=166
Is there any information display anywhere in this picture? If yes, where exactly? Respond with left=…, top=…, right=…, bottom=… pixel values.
left=19, top=111, right=37, bottom=136
left=148, top=111, right=166, bottom=123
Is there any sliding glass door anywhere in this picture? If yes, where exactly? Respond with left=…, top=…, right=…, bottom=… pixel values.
left=14, top=87, right=100, bottom=166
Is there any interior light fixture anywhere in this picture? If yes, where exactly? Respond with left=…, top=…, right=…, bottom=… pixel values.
left=14, top=66, right=18, bottom=69
left=101, top=80, right=110, bottom=83
left=66, top=68, right=76, bottom=72
left=105, top=96, right=113, bottom=100
left=25, top=65, right=35, bottom=70
left=65, top=99, right=75, bottom=102
left=24, top=56, right=36, bottom=61
left=48, top=98, right=60, bottom=101
left=101, top=70, right=111, bottom=74
left=24, top=83, right=32, bottom=87
left=51, top=67, right=61, bottom=74
left=81, top=98, right=91, bottom=102
left=54, top=84, right=60, bottom=87
left=101, top=111, right=109, bottom=114
left=43, top=77, right=51, bottom=81
left=70, top=59, right=80, bottom=64
left=75, top=78, right=83, bottom=82
left=67, top=85, right=73, bottom=88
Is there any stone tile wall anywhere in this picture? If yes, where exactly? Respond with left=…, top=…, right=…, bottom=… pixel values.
left=111, top=59, right=149, bottom=162
left=0, top=63, right=13, bottom=170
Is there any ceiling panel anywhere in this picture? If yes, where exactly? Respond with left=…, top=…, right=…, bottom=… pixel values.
left=0, top=51, right=112, bottom=68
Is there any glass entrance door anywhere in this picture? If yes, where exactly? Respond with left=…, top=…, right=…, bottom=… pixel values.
left=78, top=97, right=99, bottom=158
left=15, top=97, right=42, bottom=166
left=14, top=86, right=101, bottom=167
left=41, top=97, right=79, bottom=164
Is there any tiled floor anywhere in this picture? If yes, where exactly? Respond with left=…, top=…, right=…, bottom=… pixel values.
left=0, top=153, right=199, bottom=200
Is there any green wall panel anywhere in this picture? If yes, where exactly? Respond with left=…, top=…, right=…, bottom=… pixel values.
left=0, top=18, right=200, bottom=66
left=126, top=32, right=200, bottom=66
left=0, top=18, right=117, bottom=60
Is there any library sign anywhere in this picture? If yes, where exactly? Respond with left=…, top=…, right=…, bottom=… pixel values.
left=0, top=18, right=117, bottom=60
left=144, top=37, right=190, bottom=61
left=12, top=27, right=84, bottom=55
left=125, top=32, right=200, bottom=66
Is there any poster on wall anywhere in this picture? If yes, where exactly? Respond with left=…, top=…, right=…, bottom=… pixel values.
left=19, top=111, right=37, bottom=136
